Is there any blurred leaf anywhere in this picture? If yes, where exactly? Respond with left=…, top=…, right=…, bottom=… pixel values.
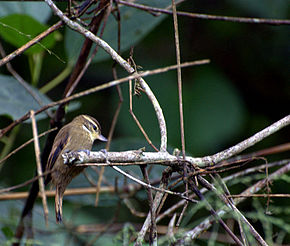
left=114, top=223, right=136, bottom=245
left=280, top=174, right=290, bottom=183
left=184, top=68, right=247, bottom=155
left=65, top=0, right=170, bottom=63
left=227, top=0, right=290, bottom=18
left=0, top=2, right=51, bottom=23
left=1, top=226, right=14, bottom=239
left=0, top=14, right=56, bottom=55
left=0, top=75, right=79, bottom=121
left=0, top=75, right=52, bottom=121
left=0, top=199, right=118, bottom=245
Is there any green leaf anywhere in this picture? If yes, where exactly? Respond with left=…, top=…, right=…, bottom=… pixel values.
left=0, top=14, right=56, bottom=55
left=184, top=68, right=247, bottom=155
left=1, top=226, right=14, bottom=239
left=65, top=0, right=170, bottom=63
left=0, top=75, right=79, bottom=121
left=227, top=0, right=289, bottom=18
left=0, top=2, right=51, bottom=24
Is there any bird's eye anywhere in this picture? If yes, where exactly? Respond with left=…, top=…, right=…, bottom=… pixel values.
left=92, top=124, right=97, bottom=131
left=88, top=121, right=97, bottom=131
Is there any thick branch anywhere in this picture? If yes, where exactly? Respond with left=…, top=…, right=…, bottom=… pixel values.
left=200, top=115, right=290, bottom=166
left=63, top=115, right=290, bottom=168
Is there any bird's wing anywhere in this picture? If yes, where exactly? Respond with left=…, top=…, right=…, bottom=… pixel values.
left=47, top=128, right=70, bottom=171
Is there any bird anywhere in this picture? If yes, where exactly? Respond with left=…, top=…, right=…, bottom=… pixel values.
left=47, top=115, right=107, bottom=223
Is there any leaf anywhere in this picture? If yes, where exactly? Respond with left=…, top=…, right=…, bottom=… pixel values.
left=0, top=14, right=56, bottom=55
left=0, top=2, right=51, bottom=24
left=227, top=0, right=289, bottom=18
left=184, top=68, right=247, bottom=155
left=0, top=75, right=79, bottom=121
left=1, top=226, right=14, bottom=239
left=65, top=0, right=170, bottom=63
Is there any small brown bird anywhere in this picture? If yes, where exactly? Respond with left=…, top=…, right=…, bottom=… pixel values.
left=47, top=115, right=107, bottom=223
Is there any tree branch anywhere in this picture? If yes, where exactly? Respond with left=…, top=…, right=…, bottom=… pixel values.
left=62, top=115, right=290, bottom=168
left=116, top=0, right=290, bottom=26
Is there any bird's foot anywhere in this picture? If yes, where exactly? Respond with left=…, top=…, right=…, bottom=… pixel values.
left=63, top=149, right=90, bottom=166
left=100, top=149, right=110, bottom=164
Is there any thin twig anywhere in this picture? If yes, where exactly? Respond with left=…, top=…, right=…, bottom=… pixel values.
left=200, top=115, right=290, bottom=166
left=140, top=166, right=157, bottom=244
left=228, top=194, right=290, bottom=198
left=116, top=0, right=290, bottom=26
left=30, top=110, right=49, bottom=226
left=94, top=60, right=123, bottom=206
left=111, top=166, right=197, bottom=203
left=212, top=174, right=249, bottom=246
left=172, top=0, right=186, bottom=159
left=135, top=167, right=173, bottom=245
left=0, top=21, right=63, bottom=67
left=155, top=159, right=289, bottom=224
left=64, top=1, right=112, bottom=98
left=0, top=59, right=208, bottom=138
left=0, top=170, right=53, bottom=195
left=123, top=198, right=147, bottom=217
left=176, top=163, right=189, bottom=227
left=177, top=162, right=290, bottom=244
left=0, top=128, right=57, bottom=165
left=185, top=176, right=243, bottom=246
left=129, top=79, right=159, bottom=152
left=0, top=42, right=52, bottom=118
left=199, top=175, right=268, bottom=246
left=0, top=186, right=116, bottom=200
left=167, top=213, right=177, bottom=240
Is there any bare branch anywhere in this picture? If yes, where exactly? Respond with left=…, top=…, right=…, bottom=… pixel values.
left=117, top=0, right=290, bottom=26
left=172, top=0, right=186, bottom=158
left=1, top=58, right=208, bottom=138
left=30, top=110, right=49, bottom=226
left=200, top=114, right=290, bottom=166
left=0, top=128, right=57, bottom=165
left=200, top=175, right=268, bottom=246
left=111, top=166, right=197, bottom=203
left=0, top=42, right=52, bottom=118
left=135, top=167, right=173, bottom=245
left=61, top=115, right=290, bottom=168
left=0, top=186, right=115, bottom=201
left=156, top=159, right=289, bottom=223
left=0, top=21, right=63, bottom=67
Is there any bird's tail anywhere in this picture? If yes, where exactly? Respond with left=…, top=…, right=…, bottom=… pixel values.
left=55, top=186, right=63, bottom=223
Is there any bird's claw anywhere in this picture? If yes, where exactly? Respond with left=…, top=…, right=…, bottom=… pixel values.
left=63, top=149, right=90, bottom=166
left=100, top=149, right=110, bottom=164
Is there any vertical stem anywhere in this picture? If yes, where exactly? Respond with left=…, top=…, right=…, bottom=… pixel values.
left=171, top=0, right=185, bottom=158
left=30, top=110, right=49, bottom=226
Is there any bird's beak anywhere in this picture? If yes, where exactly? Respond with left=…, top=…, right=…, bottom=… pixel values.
left=98, top=134, right=107, bottom=142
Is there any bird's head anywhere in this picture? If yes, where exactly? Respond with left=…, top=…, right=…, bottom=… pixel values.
left=73, top=115, right=107, bottom=142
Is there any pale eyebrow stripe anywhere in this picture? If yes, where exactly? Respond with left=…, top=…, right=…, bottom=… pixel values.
left=83, top=115, right=100, bottom=131
left=82, top=125, right=94, bottom=141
